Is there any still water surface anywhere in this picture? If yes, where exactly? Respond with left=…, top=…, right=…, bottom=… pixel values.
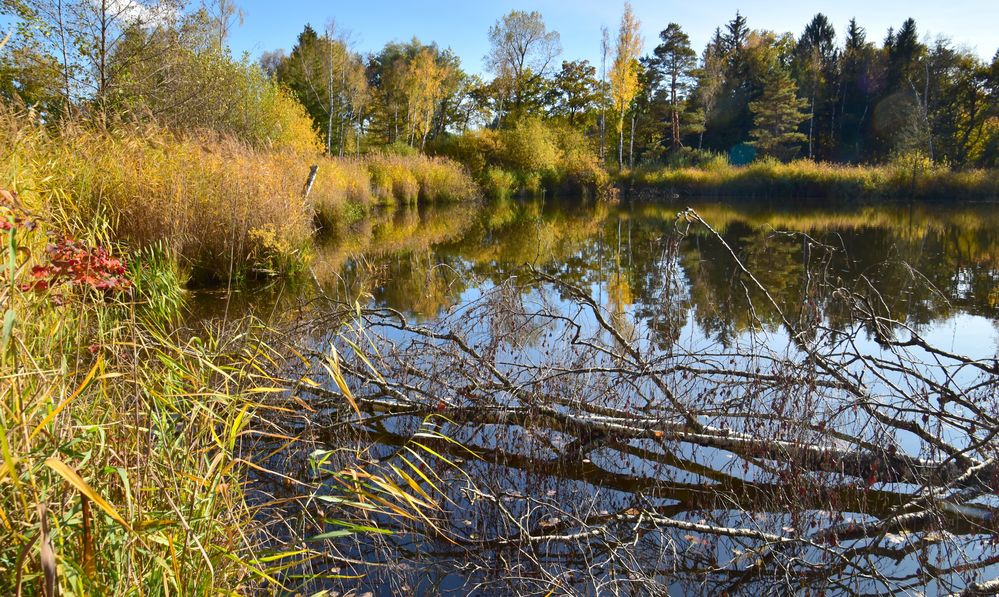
left=198, top=197, right=999, bottom=352
left=195, top=198, right=999, bottom=595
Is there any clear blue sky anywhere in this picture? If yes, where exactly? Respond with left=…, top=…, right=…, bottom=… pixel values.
left=229, top=0, right=998, bottom=71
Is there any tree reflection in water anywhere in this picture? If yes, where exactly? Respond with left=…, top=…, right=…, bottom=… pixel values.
left=234, top=199, right=999, bottom=595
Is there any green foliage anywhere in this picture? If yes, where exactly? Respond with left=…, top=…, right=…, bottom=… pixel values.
left=430, top=117, right=609, bottom=197
left=127, top=241, right=187, bottom=325
left=485, top=11, right=562, bottom=121
left=483, top=167, right=517, bottom=199
left=271, top=24, right=368, bottom=155
left=547, top=60, right=601, bottom=126
left=499, top=117, right=561, bottom=175
left=749, top=67, right=809, bottom=160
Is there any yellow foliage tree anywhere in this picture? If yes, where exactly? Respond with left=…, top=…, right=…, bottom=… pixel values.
left=403, top=48, right=453, bottom=149
left=609, top=2, right=643, bottom=169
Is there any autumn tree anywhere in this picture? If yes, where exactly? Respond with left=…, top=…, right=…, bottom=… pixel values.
left=403, top=48, right=454, bottom=148
left=609, top=2, right=642, bottom=169
left=275, top=23, right=368, bottom=155
left=485, top=10, right=561, bottom=123
left=599, top=26, right=610, bottom=159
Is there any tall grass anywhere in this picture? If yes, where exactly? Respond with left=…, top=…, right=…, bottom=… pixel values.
left=627, top=156, right=999, bottom=201
left=0, top=205, right=273, bottom=593
left=0, top=107, right=478, bottom=282
left=0, top=191, right=465, bottom=593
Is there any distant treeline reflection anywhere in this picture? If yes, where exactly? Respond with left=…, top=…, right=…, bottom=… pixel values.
left=291, top=198, right=999, bottom=344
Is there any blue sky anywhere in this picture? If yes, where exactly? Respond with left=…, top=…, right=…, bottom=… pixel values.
left=229, top=0, right=998, bottom=72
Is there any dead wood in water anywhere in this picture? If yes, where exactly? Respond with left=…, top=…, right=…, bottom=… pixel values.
left=267, top=209, right=999, bottom=595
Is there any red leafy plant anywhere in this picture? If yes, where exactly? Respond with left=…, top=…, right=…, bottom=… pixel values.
left=22, top=237, right=132, bottom=294
left=2, top=189, right=132, bottom=296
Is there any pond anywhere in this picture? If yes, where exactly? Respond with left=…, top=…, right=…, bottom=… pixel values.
left=197, top=197, right=999, bottom=596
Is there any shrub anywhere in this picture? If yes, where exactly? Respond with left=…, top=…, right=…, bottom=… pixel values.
left=430, top=118, right=610, bottom=198
left=367, top=154, right=421, bottom=204
left=484, top=167, right=517, bottom=199
left=498, top=117, right=560, bottom=176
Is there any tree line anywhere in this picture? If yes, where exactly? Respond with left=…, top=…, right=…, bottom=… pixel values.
left=2, top=1, right=996, bottom=169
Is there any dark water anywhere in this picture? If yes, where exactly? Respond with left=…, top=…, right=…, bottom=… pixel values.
left=202, top=197, right=999, bottom=596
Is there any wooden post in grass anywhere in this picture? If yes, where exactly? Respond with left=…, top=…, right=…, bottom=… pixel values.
left=302, top=165, right=319, bottom=199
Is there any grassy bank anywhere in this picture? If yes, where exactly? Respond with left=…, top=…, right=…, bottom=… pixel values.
left=625, top=156, right=999, bottom=201
left=1, top=186, right=458, bottom=593
left=0, top=195, right=275, bottom=592
left=0, top=109, right=477, bottom=282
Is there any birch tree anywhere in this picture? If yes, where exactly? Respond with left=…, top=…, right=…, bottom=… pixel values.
left=609, top=2, right=642, bottom=169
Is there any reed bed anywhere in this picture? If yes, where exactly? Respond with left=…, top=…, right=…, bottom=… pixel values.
left=0, top=202, right=273, bottom=593
left=0, top=108, right=477, bottom=282
left=627, top=157, right=999, bottom=201
left=364, top=153, right=477, bottom=205
left=0, top=191, right=463, bottom=593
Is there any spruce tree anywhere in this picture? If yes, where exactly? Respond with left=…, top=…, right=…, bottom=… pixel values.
left=749, top=68, right=808, bottom=159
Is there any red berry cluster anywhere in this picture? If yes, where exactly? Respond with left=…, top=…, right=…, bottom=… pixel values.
left=22, top=237, right=132, bottom=294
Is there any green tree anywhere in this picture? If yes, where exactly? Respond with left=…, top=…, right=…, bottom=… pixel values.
left=546, top=59, right=600, bottom=126
left=485, top=10, right=561, bottom=123
left=691, top=28, right=726, bottom=149
left=1, top=0, right=170, bottom=108
left=275, top=23, right=367, bottom=155
left=0, top=37, right=64, bottom=114
left=836, top=18, right=881, bottom=161
left=651, top=23, right=697, bottom=149
left=792, top=13, right=837, bottom=159
left=749, top=66, right=808, bottom=159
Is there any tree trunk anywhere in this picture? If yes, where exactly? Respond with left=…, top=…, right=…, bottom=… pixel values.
left=302, top=165, right=319, bottom=198
left=618, top=113, right=624, bottom=170
left=808, top=90, right=815, bottom=160
left=599, top=112, right=606, bottom=160
left=57, top=0, right=71, bottom=107
left=670, top=71, right=680, bottom=149
left=629, top=112, right=636, bottom=169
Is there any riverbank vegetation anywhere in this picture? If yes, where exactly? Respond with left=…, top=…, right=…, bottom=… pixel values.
left=1, top=0, right=998, bottom=593
left=0, top=194, right=265, bottom=592
left=1, top=107, right=475, bottom=281
left=3, top=3, right=996, bottom=207
left=626, top=152, right=999, bottom=200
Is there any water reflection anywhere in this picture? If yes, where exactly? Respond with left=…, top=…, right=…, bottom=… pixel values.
left=288, top=198, right=999, bottom=351
left=226, top=197, right=999, bottom=595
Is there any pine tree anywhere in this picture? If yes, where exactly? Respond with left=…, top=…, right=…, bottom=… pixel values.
left=749, top=68, right=808, bottom=159
left=652, top=23, right=697, bottom=149
left=793, top=13, right=836, bottom=159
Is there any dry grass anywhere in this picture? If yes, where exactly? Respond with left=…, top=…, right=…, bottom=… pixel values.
left=628, top=157, right=999, bottom=201
left=364, top=153, right=477, bottom=205
left=0, top=107, right=477, bottom=281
